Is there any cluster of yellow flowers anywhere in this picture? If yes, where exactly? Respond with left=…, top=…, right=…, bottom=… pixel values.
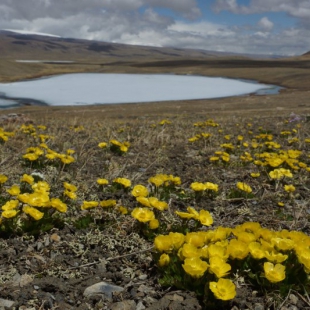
left=0, top=127, right=15, bottom=142
left=155, top=220, right=310, bottom=301
left=1, top=174, right=67, bottom=222
left=188, top=132, right=212, bottom=143
left=23, top=145, right=75, bottom=165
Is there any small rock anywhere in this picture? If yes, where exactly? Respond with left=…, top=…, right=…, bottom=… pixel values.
left=36, top=242, right=43, bottom=251
left=0, top=298, right=15, bottom=308
left=137, top=284, right=154, bottom=294
left=289, top=294, right=298, bottom=305
left=83, top=282, right=124, bottom=299
left=110, top=300, right=136, bottom=310
left=136, top=301, right=146, bottom=310
left=138, top=274, right=147, bottom=280
left=254, top=303, right=264, bottom=310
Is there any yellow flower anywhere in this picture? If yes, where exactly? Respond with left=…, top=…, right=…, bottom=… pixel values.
left=209, top=256, right=231, bottom=278
left=178, top=243, right=201, bottom=260
left=63, top=182, right=77, bottom=192
left=264, top=251, right=288, bottom=263
left=182, top=257, right=208, bottom=278
left=0, top=174, right=8, bottom=184
left=250, top=172, right=260, bottom=178
left=190, top=182, right=206, bottom=191
left=113, top=177, right=131, bottom=188
left=227, top=239, right=249, bottom=260
left=236, top=182, right=252, bottom=193
left=23, top=153, right=39, bottom=161
left=98, top=142, right=107, bottom=148
left=149, top=197, right=168, bottom=211
left=284, top=184, right=295, bottom=193
left=21, top=174, right=34, bottom=185
left=185, top=232, right=205, bottom=247
left=264, top=262, right=286, bottom=283
left=148, top=176, right=165, bottom=187
left=59, top=154, right=75, bottom=164
left=2, top=209, right=18, bottom=218
left=198, top=210, right=213, bottom=226
left=209, top=278, right=236, bottom=300
left=158, top=253, right=170, bottom=267
left=27, top=192, right=50, bottom=207
left=1, top=200, right=19, bottom=211
left=131, top=207, right=155, bottom=222
left=50, top=198, right=67, bottom=213
left=32, top=181, right=50, bottom=193
left=100, top=200, right=116, bottom=208
left=6, top=185, right=21, bottom=196
left=208, top=244, right=228, bottom=260
left=154, top=235, right=173, bottom=252
left=136, top=196, right=152, bottom=208
left=248, top=242, right=266, bottom=259
left=118, top=206, right=128, bottom=215
left=169, top=232, right=185, bottom=250
left=204, top=182, right=219, bottom=192
left=131, top=185, right=149, bottom=197
left=149, top=219, right=159, bottom=229
left=23, top=205, right=44, bottom=220
left=64, top=190, right=77, bottom=200
left=271, top=238, right=294, bottom=251
left=97, top=178, right=109, bottom=185
left=81, top=201, right=99, bottom=210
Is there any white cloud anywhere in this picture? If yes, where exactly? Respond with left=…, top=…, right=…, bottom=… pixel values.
left=0, top=0, right=309, bottom=55
left=258, top=17, right=274, bottom=31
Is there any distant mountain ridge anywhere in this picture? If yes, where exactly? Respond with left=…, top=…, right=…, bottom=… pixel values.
left=0, top=29, right=285, bottom=61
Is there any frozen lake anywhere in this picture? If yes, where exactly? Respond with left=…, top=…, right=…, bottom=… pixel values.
left=0, top=73, right=280, bottom=108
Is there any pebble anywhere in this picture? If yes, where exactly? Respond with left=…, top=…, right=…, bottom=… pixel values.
left=0, top=298, right=15, bottom=308
left=83, top=281, right=124, bottom=299
left=138, top=274, right=147, bottom=280
left=110, top=300, right=136, bottom=310
left=289, top=294, right=298, bottom=305
left=136, top=301, right=146, bottom=310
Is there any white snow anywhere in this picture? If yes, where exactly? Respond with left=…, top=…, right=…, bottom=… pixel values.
left=0, top=73, right=274, bottom=107
left=4, top=29, right=60, bottom=38
left=16, top=60, right=74, bottom=63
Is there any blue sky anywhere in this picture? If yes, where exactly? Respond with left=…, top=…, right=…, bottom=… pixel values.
left=1, top=0, right=309, bottom=56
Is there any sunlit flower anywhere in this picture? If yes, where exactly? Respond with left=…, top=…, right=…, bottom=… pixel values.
left=264, top=262, right=286, bottom=283
left=198, top=210, right=213, bottom=226
left=185, top=232, right=206, bottom=248
left=209, top=278, right=236, bottom=300
left=97, top=178, right=109, bottom=186
left=154, top=235, right=173, bottom=252
left=100, top=200, right=116, bottom=208
left=178, top=243, right=201, bottom=260
left=0, top=174, right=8, bottom=184
left=98, top=142, right=107, bottom=148
left=1, top=200, right=19, bottom=211
left=1, top=209, right=18, bottom=218
left=190, top=182, right=205, bottom=191
left=209, top=256, right=231, bottom=278
left=148, top=176, right=165, bottom=187
left=131, top=207, right=155, bottom=222
left=81, top=201, right=99, bottom=210
left=158, top=253, right=170, bottom=267
left=236, top=182, right=252, bottom=193
left=136, top=196, right=152, bottom=208
left=23, top=205, right=44, bottom=220
left=250, top=172, right=260, bottom=178
left=63, top=182, right=77, bottom=192
left=264, top=250, right=288, bottom=263
left=118, top=206, right=128, bottom=214
left=182, top=257, right=208, bottom=278
left=149, top=218, right=159, bottom=229
left=6, top=185, right=21, bottom=196
left=284, top=184, right=296, bottom=193
left=248, top=242, right=265, bottom=259
left=64, top=190, right=77, bottom=200
left=227, top=239, right=249, bottom=260
left=131, top=185, right=149, bottom=197
left=204, top=182, right=219, bottom=192
left=169, top=232, right=185, bottom=250
left=50, top=198, right=67, bottom=213
left=21, top=174, right=34, bottom=185
left=149, top=197, right=168, bottom=211
left=113, top=177, right=131, bottom=188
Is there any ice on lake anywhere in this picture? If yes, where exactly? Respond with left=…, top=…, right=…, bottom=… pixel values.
left=0, top=73, right=277, bottom=108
